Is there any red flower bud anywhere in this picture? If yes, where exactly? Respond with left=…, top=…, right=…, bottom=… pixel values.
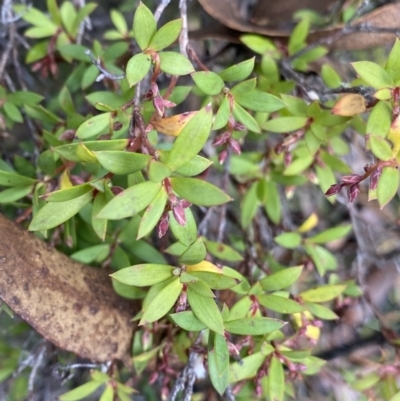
left=233, top=121, right=246, bottom=131
left=341, top=174, right=362, bottom=184
left=153, top=95, right=165, bottom=117
left=158, top=215, right=169, bottom=238
left=284, top=152, right=292, bottom=167
left=59, top=129, right=76, bottom=141
left=180, top=199, right=192, bottom=209
left=369, top=167, right=382, bottom=190
left=229, top=138, right=241, bottom=154
left=212, top=131, right=231, bottom=147
left=172, top=202, right=186, bottom=226
left=219, top=149, right=228, bottom=165
left=325, top=183, right=343, bottom=196
left=163, top=99, right=176, bottom=109
left=111, top=186, right=124, bottom=195
left=347, top=184, right=360, bottom=203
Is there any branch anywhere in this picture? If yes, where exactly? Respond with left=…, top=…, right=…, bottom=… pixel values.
left=84, top=49, right=125, bottom=81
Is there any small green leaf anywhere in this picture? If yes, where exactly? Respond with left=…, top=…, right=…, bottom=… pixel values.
left=0, top=186, right=33, bottom=203
left=260, top=266, right=303, bottom=291
left=166, top=106, right=212, bottom=171
left=268, top=356, right=285, bottom=401
left=149, top=19, right=182, bottom=51
left=0, top=171, right=36, bottom=187
left=192, top=71, right=225, bottom=95
left=97, top=181, right=161, bottom=220
left=352, top=373, right=380, bottom=391
left=218, top=58, right=255, bottom=82
left=92, top=192, right=108, bottom=240
left=274, top=232, right=302, bottom=249
left=377, top=166, right=399, bottom=208
left=44, top=184, right=93, bottom=202
left=232, top=102, right=261, bottom=133
left=321, top=64, right=342, bottom=88
left=158, top=151, right=212, bottom=177
left=111, top=263, right=174, bottom=286
left=213, top=96, right=230, bottom=130
left=170, top=311, right=207, bottom=331
left=187, top=285, right=224, bottom=334
left=59, top=381, right=103, bottom=401
left=260, top=179, right=281, bottom=224
left=170, top=177, right=231, bottom=206
left=263, top=117, right=308, bottom=133
left=29, top=191, right=93, bottom=231
left=305, top=243, right=337, bottom=276
left=126, top=53, right=152, bottom=87
left=133, top=2, right=156, bottom=51
left=204, top=240, right=243, bottom=262
left=233, top=89, right=285, bottom=113
left=189, top=271, right=239, bottom=290
left=240, top=35, right=276, bottom=54
left=159, top=51, right=194, bottom=75
left=110, top=9, right=128, bottom=35
left=137, top=186, right=168, bottom=239
left=95, top=151, right=151, bottom=175
left=224, top=317, right=285, bottom=335
left=71, top=244, right=110, bottom=264
left=241, top=181, right=259, bottom=228
left=366, top=100, right=392, bottom=138
left=179, top=238, right=207, bottom=265
left=304, top=302, right=338, bottom=320
left=169, top=207, right=197, bottom=246
left=148, top=160, right=171, bottom=182
left=3, top=102, right=23, bottom=122
left=140, top=278, right=182, bottom=325
left=208, top=333, right=229, bottom=395
left=75, top=113, right=111, bottom=139
left=187, top=278, right=215, bottom=297
left=288, top=19, right=309, bottom=54
left=300, top=284, right=347, bottom=303
left=385, top=39, right=400, bottom=83
left=352, top=61, right=394, bottom=89
left=307, top=224, right=352, bottom=244
left=258, top=294, right=305, bottom=313
left=229, top=352, right=266, bottom=383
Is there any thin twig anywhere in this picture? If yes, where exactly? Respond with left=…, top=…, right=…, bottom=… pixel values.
left=154, top=0, right=171, bottom=23
left=217, top=151, right=231, bottom=243
left=84, top=49, right=125, bottom=81
left=179, top=0, right=188, bottom=57
left=75, top=0, right=92, bottom=45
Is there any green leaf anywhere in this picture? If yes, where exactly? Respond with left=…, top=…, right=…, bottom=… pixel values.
left=0, top=186, right=33, bottom=203
left=92, top=192, right=108, bottom=240
left=213, top=96, right=230, bottom=130
left=59, top=381, right=103, bottom=401
left=189, top=271, right=239, bottom=290
left=179, top=238, right=207, bottom=265
left=366, top=100, right=392, bottom=138
left=377, top=166, right=399, bottom=208
left=133, top=2, right=156, bottom=51
left=111, top=263, right=175, bottom=286
left=204, top=240, right=243, bottom=262
left=321, top=64, right=342, bottom=88
left=97, top=181, right=161, bottom=219
left=99, top=385, right=114, bottom=401
left=229, top=352, right=266, bottom=382
left=166, top=106, right=212, bottom=171
left=148, top=160, right=171, bottom=182
left=158, top=151, right=212, bottom=177
left=260, top=265, right=303, bottom=291
left=126, top=53, right=152, bottom=87
left=262, top=117, right=308, bottom=133
left=0, top=171, right=36, bottom=187
left=159, top=51, right=194, bottom=75
left=300, top=284, right=347, bottom=303
left=54, top=140, right=128, bottom=162
left=274, top=232, right=302, bottom=249
left=307, top=224, right=352, bottom=244
left=192, top=71, right=225, bottom=95
left=95, top=151, right=151, bottom=175
left=110, top=9, right=128, bottom=35
left=44, top=184, right=93, bottom=202
left=140, top=278, right=182, bottom=325
left=224, top=317, right=285, bottom=335
left=304, top=302, right=338, bottom=320
left=187, top=285, right=224, bottom=334
left=283, top=155, right=313, bottom=176
left=232, top=102, right=261, bottom=133
left=233, top=89, right=285, bottom=113
left=75, top=113, right=111, bottom=139
left=260, top=179, right=281, bottom=224
left=208, top=333, right=229, bottom=395
left=29, top=191, right=93, bottom=231
left=304, top=243, right=337, bottom=276
left=187, top=278, right=215, bottom=297
left=241, top=181, right=259, bottom=228
left=137, top=186, right=168, bottom=239
left=258, top=294, right=305, bottom=313
left=71, top=244, right=110, bottom=264
left=352, top=373, right=380, bottom=391
left=218, top=58, right=255, bottom=82
left=240, top=35, right=276, bottom=54
left=169, top=207, right=197, bottom=246
left=3, top=102, right=23, bottom=122
left=170, top=177, right=231, bottom=206
left=352, top=61, right=394, bottom=89
left=288, top=19, right=309, bottom=54
left=385, top=39, right=400, bottom=83
left=268, top=356, right=285, bottom=401
left=72, top=3, right=97, bottom=36
left=170, top=311, right=206, bottom=331
left=149, top=19, right=182, bottom=51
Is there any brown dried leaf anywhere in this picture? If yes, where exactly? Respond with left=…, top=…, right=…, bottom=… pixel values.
left=0, top=214, right=135, bottom=362
left=151, top=111, right=197, bottom=136
left=332, top=94, right=367, bottom=116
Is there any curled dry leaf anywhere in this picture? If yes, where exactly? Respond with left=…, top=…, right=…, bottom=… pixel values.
left=151, top=111, right=197, bottom=136
left=0, top=214, right=135, bottom=363
left=194, top=0, right=400, bottom=51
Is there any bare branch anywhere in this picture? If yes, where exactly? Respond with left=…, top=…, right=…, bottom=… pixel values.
left=179, top=0, right=188, bottom=57
left=154, top=0, right=172, bottom=23
left=84, top=49, right=125, bottom=81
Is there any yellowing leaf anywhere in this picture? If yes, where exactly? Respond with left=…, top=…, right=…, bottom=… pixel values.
left=151, top=111, right=197, bottom=136
left=298, top=213, right=318, bottom=233
left=331, top=94, right=366, bottom=116
left=389, top=115, right=400, bottom=156
left=293, top=311, right=320, bottom=341
left=187, top=260, right=222, bottom=273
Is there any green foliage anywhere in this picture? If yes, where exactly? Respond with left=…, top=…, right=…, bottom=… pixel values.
left=3, top=2, right=400, bottom=401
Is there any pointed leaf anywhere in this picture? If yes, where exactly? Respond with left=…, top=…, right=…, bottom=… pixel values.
left=75, top=113, right=111, bottom=139
left=268, top=356, right=285, bottom=401
left=179, top=238, right=207, bottom=265
left=229, top=353, right=266, bottom=383
left=126, top=53, right=152, bottom=87
left=257, top=294, right=305, bottom=313
left=260, top=266, right=303, bottom=291
left=159, top=51, right=194, bottom=75
left=133, top=2, right=156, bottom=51
left=300, top=284, right=347, bottom=303
left=352, top=61, right=394, bottom=89
left=149, top=18, right=182, bottom=51
left=192, top=71, right=225, bottom=95
left=218, top=58, right=255, bottom=82
left=170, top=311, right=207, bottom=331
left=111, top=263, right=175, bottom=286
left=377, top=166, right=399, bottom=208
left=224, top=317, right=285, bottom=335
